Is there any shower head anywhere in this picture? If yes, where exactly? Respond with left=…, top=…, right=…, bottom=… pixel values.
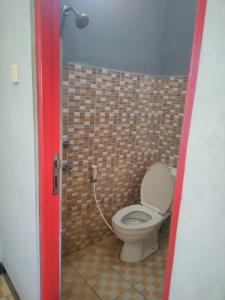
left=61, top=5, right=89, bottom=34
left=75, top=13, right=89, bottom=29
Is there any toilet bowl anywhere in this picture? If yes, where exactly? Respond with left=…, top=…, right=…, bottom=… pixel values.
left=112, top=162, right=175, bottom=262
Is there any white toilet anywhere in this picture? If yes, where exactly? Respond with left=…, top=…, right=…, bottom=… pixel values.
left=112, top=162, right=175, bottom=262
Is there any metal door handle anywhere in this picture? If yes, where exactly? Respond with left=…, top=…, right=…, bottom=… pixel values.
left=53, top=155, right=61, bottom=195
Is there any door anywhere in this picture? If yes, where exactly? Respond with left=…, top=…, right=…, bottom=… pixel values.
left=35, top=0, right=60, bottom=299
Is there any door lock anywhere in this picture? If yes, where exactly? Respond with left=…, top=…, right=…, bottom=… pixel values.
left=53, top=155, right=61, bottom=195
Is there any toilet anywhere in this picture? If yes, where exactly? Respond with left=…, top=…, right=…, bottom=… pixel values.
left=112, top=162, right=175, bottom=262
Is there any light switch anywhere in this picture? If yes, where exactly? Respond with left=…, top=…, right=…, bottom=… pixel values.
left=10, top=64, right=19, bottom=84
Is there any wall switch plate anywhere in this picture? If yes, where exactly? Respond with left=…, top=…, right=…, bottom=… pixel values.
left=10, top=64, right=19, bottom=84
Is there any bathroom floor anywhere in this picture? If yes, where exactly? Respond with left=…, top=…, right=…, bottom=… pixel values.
left=0, top=274, right=16, bottom=300
left=62, top=230, right=168, bottom=300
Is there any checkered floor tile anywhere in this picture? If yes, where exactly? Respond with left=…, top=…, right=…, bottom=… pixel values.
left=95, top=245, right=121, bottom=264
left=144, top=248, right=167, bottom=270
left=62, top=282, right=99, bottom=300
left=70, top=253, right=111, bottom=280
left=67, top=236, right=120, bottom=262
left=87, top=269, right=131, bottom=299
left=103, top=236, right=123, bottom=250
left=113, top=262, right=152, bottom=285
left=95, top=235, right=119, bottom=248
left=115, top=288, right=145, bottom=300
left=66, top=246, right=95, bottom=261
left=135, top=267, right=164, bottom=300
left=61, top=259, right=84, bottom=294
left=63, top=231, right=169, bottom=299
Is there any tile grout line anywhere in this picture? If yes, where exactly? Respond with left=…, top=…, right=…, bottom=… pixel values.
left=62, top=257, right=102, bottom=299
left=83, top=279, right=102, bottom=300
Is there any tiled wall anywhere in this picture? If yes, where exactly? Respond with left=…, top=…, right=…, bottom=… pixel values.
left=62, top=63, right=187, bottom=256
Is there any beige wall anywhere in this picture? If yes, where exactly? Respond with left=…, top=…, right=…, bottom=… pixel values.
left=169, top=1, right=225, bottom=299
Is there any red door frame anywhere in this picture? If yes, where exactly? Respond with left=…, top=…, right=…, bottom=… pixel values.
left=35, top=0, right=60, bottom=299
left=162, top=0, right=207, bottom=299
left=34, top=0, right=207, bottom=299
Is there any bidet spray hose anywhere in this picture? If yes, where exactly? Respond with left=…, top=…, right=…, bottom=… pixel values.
left=92, top=165, right=114, bottom=233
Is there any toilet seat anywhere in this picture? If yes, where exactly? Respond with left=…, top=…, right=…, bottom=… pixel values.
left=112, top=204, right=162, bottom=232
left=141, top=162, right=174, bottom=215
left=112, top=163, right=174, bottom=233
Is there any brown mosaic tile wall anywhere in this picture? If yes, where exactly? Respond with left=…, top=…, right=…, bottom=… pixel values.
left=62, top=63, right=187, bottom=256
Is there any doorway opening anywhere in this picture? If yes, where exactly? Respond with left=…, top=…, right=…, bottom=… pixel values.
left=57, top=1, right=206, bottom=299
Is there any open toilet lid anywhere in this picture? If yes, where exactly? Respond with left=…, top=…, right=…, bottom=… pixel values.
left=141, top=162, right=174, bottom=214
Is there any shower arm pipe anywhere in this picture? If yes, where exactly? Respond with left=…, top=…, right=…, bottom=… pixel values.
left=62, top=5, right=79, bottom=17
left=61, top=5, right=78, bottom=37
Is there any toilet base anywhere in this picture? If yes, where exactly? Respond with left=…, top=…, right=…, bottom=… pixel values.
left=120, top=230, right=159, bottom=262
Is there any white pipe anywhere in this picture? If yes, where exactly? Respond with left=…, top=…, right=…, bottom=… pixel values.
left=92, top=165, right=114, bottom=233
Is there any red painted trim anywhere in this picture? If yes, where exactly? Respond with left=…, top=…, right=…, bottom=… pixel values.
left=162, top=0, right=207, bottom=299
left=35, top=0, right=60, bottom=299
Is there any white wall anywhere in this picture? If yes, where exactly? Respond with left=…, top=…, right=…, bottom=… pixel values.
left=0, top=1, right=40, bottom=300
left=169, top=1, right=225, bottom=299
